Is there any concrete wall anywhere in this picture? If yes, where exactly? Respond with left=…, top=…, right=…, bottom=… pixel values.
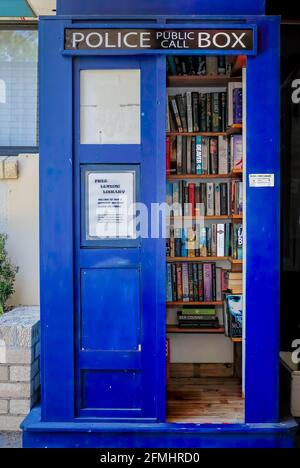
left=0, top=154, right=39, bottom=307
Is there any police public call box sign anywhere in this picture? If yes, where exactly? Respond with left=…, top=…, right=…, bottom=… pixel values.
left=65, top=28, right=255, bottom=52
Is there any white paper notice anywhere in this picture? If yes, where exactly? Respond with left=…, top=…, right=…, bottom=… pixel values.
left=87, top=172, right=136, bottom=239
left=249, top=174, right=275, bottom=188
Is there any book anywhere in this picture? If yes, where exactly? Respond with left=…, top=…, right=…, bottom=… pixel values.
left=206, top=56, right=218, bottom=75
left=228, top=82, right=243, bottom=127
left=223, top=294, right=243, bottom=338
left=231, top=134, right=243, bottom=171
left=218, top=136, right=228, bottom=174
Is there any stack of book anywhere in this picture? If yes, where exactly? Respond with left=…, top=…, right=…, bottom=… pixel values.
left=166, top=134, right=243, bottom=175
left=177, top=307, right=220, bottom=329
left=167, top=180, right=243, bottom=217
left=167, top=92, right=227, bottom=133
left=166, top=262, right=227, bottom=303
left=223, top=294, right=243, bottom=338
left=167, top=56, right=232, bottom=76
left=224, top=271, right=243, bottom=294
left=167, top=223, right=240, bottom=258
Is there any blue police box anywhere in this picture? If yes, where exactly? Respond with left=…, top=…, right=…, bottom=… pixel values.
left=22, top=0, right=298, bottom=448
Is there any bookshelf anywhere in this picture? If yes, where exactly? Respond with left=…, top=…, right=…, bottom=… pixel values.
left=167, top=173, right=242, bottom=181
left=165, top=55, right=244, bottom=423
left=167, top=301, right=223, bottom=307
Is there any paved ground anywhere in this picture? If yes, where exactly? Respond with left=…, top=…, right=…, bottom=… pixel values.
left=0, top=432, right=22, bottom=449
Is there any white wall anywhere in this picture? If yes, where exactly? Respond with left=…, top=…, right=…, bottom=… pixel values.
left=0, top=154, right=39, bottom=306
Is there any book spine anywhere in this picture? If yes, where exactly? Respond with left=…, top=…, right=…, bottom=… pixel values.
left=186, top=92, right=193, bottom=133
left=212, top=263, right=216, bottom=301
left=217, top=224, right=225, bottom=257
left=233, top=88, right=243, bottom=125
left=181, top=228, right=188, bottom=257
left=170, top=136, right=177, bottom=175
left=193, top=263, right=199, bottom=301
left=218, top=136, right=228, bottom=174
left=210, top=137, right=218, bottom=174
left=206, top=227, right=212, bottom=256
left=182, top=263, right=189, bottom=302
left=218, top=56, right=226, bottom=75
left=203, top=263, right=213, bottom=301
left=195, top=136, right=202, bottom=175
left=176, top=94, right=188, bottom=132
left=171, top=264, right=177, bottom=301
left=198, top=264, right=204, bottom=301
left=233, top=135, right=243, bottom=170
left=211, top=223, right=217, bottom=257
left=206, top=93, right=212, bottom=132
left=220, top=183, right=228, bottom=215
left=182, top=137, right=187, bottom=174
left=216, top=267, right=222, bottom=301
left=199, top=93, right=207, bottom=132
left=186, top=136, right=192, bottom=175
left=166, top=94, right=171, bottom=132
left=174, top=228, right=182, bottom=257
left=199, top=227, right=207, bottom=257
left=176, top=136, right=183, bottom=175
left=188, top=264, right=194, bottom=301
left=171, top=97, right=183, bottom=132
left=215, top=183, right=221, bottom=216
left=188, top=183, right=196, bottom=217
left=176, top=264, right=183, bottom=301
left=212, top=92, right=221, bottom=132
left=221, top=92, right=227, bottom=132
left=166, top=137, right=171, bottom=176
left=166, top=264, right=173, bottom=302
left=202, top=137, right=208, bottom=174
left=191, top=137, right=196, bottom=174
left=206, top=182, right=214, bottom=216
left=206, top=56, right=218, bottom=75
left=192, top=92, right=199, bottom=132
left=197, top=57, right=206, bottom=75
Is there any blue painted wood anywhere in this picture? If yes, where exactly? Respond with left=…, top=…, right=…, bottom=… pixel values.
left=0, top=0, right=32, bottom=16
left=34, top=10, right=282, bottom=445
left=73, top=55, right=166, bottom=420
left=245, top=16, right=281, bottom=424
left=57, top=0, right=265, bottom=16
left=22, top=408, right=297, bottom=448
left=39, top=18, right=75, bottom=422
left=81, top=268, right=141, bottom=351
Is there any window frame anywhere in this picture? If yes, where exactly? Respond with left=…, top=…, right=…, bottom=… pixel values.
left=0, top=21, right=39, bottom=156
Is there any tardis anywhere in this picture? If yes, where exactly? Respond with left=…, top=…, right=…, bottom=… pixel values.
left=22, top=0, right=297, bottom=448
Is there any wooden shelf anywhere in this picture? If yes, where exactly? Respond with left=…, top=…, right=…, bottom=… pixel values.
left=167, top=326, right=225, bottom=334
left=167, top=301, right=223, bottom=307
left=167, top=132, right=227, bottom=137
left=231, top=337, right=243, bottom=343
left=167, top=75, right=242, bottom=88
left=167, top=172, right=242, bottom=180
left=167, top=257, right=243, bottom=265
left=168, top=215, right=243, bottom=221
left=167, top=257, right=230, bottom=262
left=226, top=124, right=243, bottom=136
left=230, top=259, right=243, bottom=265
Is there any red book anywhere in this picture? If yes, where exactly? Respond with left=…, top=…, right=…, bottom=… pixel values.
left=188, top=183, right=196, bottom=216
left=166, top=137, right=171, bottom=176
left=176, top=264, right=183, bottom=301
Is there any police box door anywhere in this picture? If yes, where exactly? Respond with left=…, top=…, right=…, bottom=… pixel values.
left=74, top=56, right=166, bottom=420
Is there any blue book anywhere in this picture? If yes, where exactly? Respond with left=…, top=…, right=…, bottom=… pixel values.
left=195, top=136, right=202, bottom=175
left=181, top=228, right=188, bottom=257
left=166, top=264, right=173, bottom=302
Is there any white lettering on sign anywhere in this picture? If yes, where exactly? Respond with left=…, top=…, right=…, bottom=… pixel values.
left=66, top=29, right=253, bottom=51
left=249, top=174, right=275, bottom=188
left=87, top=171, right=136, bottom=240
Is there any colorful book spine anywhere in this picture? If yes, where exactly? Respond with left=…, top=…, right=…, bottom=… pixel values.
left=196, top=136, right=202, bottom=175
left=203, top=263, right=213, bottom=301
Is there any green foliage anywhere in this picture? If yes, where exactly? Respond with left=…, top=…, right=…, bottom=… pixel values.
left=0, top=234, right=18, bottom=315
